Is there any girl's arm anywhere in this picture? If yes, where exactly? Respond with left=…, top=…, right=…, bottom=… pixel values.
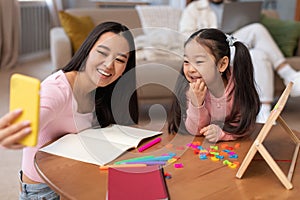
left=200, top=117, right=253, bottom=142
left=185, top=79, right=210, bottom=135
left=200, top=124, right=237, bottom=142
left=185, top=101, right=210, bottom=135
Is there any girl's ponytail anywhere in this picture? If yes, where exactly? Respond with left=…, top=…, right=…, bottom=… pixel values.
left=230, top=41, right=260, bottom=133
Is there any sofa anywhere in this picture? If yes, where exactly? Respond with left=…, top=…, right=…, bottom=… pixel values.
left=50, top=7, right=300, bottom=112
left=51, top=7, right=184, bottom=114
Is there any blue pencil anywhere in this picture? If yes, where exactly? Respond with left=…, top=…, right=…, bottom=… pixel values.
left=116, top=155, right=173, bottom=164
left=114, top=155, right=155, bottom=165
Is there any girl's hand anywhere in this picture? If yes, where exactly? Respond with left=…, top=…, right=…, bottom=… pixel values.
left=200, top=124, right=222, bottom=143
left=189, top=78, right=207, bottom=107
left=0, top=109, right=31, bottom=149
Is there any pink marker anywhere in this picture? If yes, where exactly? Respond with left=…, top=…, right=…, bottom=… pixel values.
left=138, top=137, right=162, bottom=152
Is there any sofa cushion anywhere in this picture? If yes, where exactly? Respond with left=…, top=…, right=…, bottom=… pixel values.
left=58, top=11, right=95, bottom=53
left=261, top=14, right=300, bottom=57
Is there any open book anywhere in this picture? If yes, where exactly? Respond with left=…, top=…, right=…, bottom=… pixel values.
left=39, top=125, right=162, bottom=166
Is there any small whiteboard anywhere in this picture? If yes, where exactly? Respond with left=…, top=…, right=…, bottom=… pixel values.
left=236, top=82, right=300, bottom=190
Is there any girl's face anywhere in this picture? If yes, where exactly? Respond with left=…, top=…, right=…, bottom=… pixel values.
left=85, top=32, right=130, bottom=88
left=183, top=39, right=220, bottom=86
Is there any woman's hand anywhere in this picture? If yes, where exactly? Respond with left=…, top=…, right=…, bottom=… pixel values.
left=0, top=109, right=31, bottom=149
left=189, top=78, right=207, bottom=107
left=200, top=124, right=222, bottom=143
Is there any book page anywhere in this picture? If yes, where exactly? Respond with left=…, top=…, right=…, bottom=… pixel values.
left=78, top=125, right=162, bottom=165
left=80, top=125, right=162, bottom=147
left=40, top=133, right=132, bottom=166
left=39, top=125, right=162, bottom=166
left=39, top=134, right=101, bottom=165
left=78, top=135, right=134, bottom=165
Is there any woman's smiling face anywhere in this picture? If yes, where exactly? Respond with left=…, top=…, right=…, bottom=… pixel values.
left=85, top=31, right=130, bottom=88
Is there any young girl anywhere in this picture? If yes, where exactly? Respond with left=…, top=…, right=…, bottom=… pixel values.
left=168, top=28, right=260, bottom=142
left=19, top=22, right=138, bottom=199
left=180, top=0, right=300, bottom=124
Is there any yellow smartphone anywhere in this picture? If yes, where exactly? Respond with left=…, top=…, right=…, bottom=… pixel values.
left=9, top=74, right=40, bottom=147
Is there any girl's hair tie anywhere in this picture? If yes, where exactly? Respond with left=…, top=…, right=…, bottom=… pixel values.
left=226, top=34, right=236, bottom=46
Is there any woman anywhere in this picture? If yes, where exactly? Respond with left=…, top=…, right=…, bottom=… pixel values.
left=17, top=21, right=138, bottom=199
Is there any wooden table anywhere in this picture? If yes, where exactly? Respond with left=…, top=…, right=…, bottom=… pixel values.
left=35, top=124, right=300, bottom=200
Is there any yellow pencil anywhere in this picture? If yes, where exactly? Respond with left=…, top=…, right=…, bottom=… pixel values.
left=99, top=164, right=147, bottom=170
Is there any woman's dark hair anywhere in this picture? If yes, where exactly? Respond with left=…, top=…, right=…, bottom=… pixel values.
left=168, top=28, right=260, bottom=136
left=62, top=21, right=138, bottom=127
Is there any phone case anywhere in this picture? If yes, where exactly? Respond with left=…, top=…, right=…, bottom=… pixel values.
left=9, top=74, right=40, bottom=146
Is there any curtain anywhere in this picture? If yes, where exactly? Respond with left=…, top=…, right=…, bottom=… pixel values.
left=0, top=0, right=20, bottom=70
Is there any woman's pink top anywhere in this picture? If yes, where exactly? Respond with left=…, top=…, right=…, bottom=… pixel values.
left=21, top=70, right=94, bottom=183
left=185, top=71, right=246, bottom=141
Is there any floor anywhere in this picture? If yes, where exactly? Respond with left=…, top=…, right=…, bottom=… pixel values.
left=0, top=55, right=299, bottom=199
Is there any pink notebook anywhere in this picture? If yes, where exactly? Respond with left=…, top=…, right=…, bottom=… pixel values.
left=107, top=165, right=169, bottom=200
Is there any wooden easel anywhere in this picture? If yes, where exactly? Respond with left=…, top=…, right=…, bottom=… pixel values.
left=236, top=82, right=300, bottom=190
